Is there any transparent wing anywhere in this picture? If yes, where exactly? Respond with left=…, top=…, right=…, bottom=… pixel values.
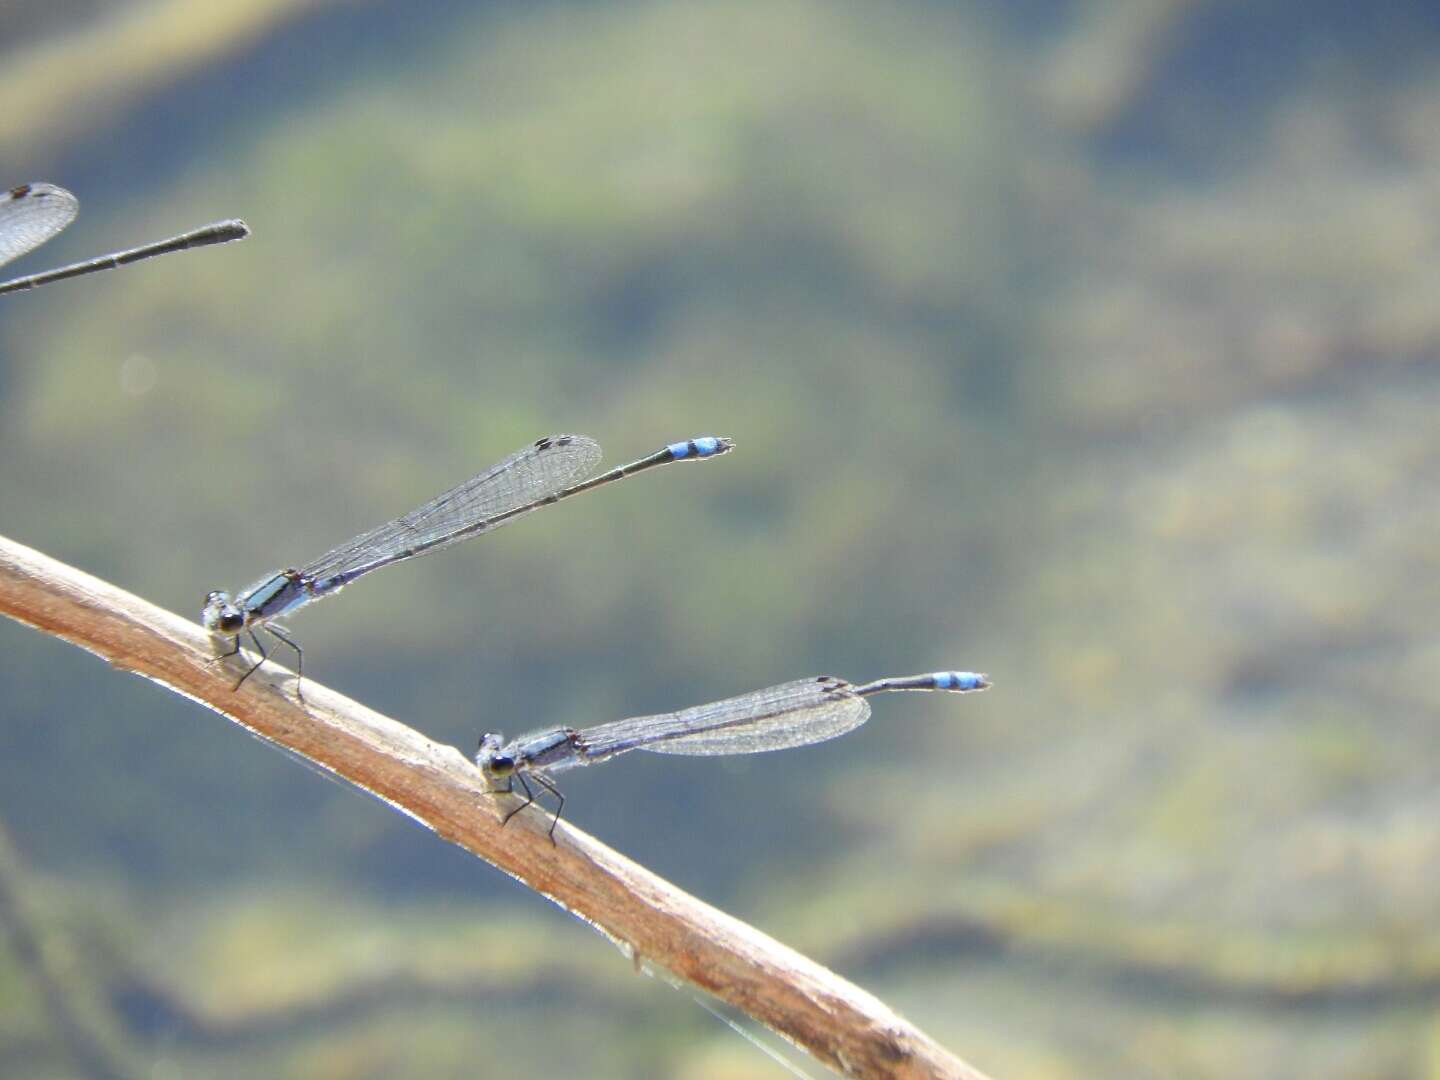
left=0, top=183, right=78, bottom=268
left=572, top=676, right=872, bottom=760
left=301, top=434, right=603, bottom=585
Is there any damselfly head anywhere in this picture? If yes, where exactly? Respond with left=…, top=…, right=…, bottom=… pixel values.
left=201, top=591, right=244, bottom=635
left=475, top=733, right=514, bottom=779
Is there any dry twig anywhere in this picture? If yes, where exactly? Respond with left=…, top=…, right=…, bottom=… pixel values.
left=0, top=532, right=990, bottom=1080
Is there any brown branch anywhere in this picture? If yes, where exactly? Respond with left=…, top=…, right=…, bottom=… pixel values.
left=0, top=532, right=991, bottom=1080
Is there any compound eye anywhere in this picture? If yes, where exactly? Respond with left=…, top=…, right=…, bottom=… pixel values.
left=202, top=593, right=244, bottom=634
left=475, top=734, right=516, bottom=778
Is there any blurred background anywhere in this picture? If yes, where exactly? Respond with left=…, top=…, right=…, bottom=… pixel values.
left=1, top=0, right=1439, bottom=1076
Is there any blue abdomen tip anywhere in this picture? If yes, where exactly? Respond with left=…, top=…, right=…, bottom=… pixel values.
left=668, top=436, right=722, bottom=459
left=936, top=671, right=987, bottom=691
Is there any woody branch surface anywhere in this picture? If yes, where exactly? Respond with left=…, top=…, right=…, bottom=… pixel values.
left=0, top=532, right=990, bottom=1080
